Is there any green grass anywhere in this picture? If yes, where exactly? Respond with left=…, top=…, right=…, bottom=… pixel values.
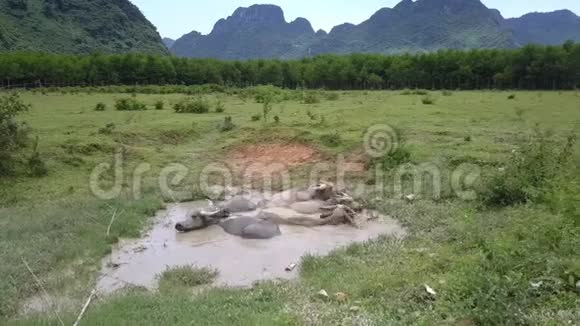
left=1, top=89, right=579, bottom=324
left=157, top=266, right=218, bottom=293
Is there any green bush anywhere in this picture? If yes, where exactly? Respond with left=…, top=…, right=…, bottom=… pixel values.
left=220, top=116, right=235, bottom=132
left=319, top=132, right=342, bottom=147
left=27, top=137, right=48, bottom=177
left=302, top=91, right=320, bottom=104
left=115, top=98, right=147, bottom=111
left=324, top=92, right=340, bottom=101
left=481, top=128, right=576, bottom=207
left=508, top=94, right=516, bottom=100
left=173, top=97, right=210, bottom=114
left=154, top=100, right=164, bottom=110
left=94, top=102, right=106, bottom=111
left=421, top=95, right=436, bottom=105
left=0, top=93, right=31, bottom=175
left=402, top=89, right=429, bottom=96
left=214, top=100, right=225, bottom=113
left=98, top=123, right=116, bottom=135
left=369, top=128, right=412, bottom=170
left=252, top=85, right=280, bottom=104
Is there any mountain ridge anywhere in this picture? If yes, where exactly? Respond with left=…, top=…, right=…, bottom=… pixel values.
left=0, top=0, right=167, bottom=55
left=170, top=1, right=580, bottom=59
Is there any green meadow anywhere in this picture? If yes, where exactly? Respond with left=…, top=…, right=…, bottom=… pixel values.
left=1, top=89, right=578, bottom=325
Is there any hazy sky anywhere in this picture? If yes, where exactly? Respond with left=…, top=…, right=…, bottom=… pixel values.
left=130, top=0, right=580, bottom=39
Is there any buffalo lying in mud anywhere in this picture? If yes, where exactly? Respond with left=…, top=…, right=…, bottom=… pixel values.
left=175, top=183, right=362, bottom=239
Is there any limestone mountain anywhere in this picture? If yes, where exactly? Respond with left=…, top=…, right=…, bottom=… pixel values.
left=0, top=0, right=167, bottom=55
left=171, top=0, right=579, bottom=60
left=505, top=10, right=580, bottom=46
left=310, top=0, right=516, bottom=55
left=170, top=4, right=316, bottom=60
left=162, top=37, right=175, bottom=49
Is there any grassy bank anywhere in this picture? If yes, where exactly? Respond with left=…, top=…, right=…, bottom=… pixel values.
left=1, top=89, right=578, bottom=324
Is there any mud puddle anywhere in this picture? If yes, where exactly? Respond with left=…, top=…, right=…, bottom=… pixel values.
left=97, top=200, right=406, bottom=294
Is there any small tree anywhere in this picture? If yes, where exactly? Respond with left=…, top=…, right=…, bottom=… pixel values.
left=0, top=93, right=30, bottom=175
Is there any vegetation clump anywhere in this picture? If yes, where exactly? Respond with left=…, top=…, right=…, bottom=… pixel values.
left=319, top=132, right=342, bottom=147
left=324, top=92, right=340, bottom=101
left=115, top=98, right=147, bottom=111
left=214, top=100, right=225, bottom=113
left=481, top=127, right=576, bottom=207
left=94, top=102, right=106, bottom=111
left=220, top=116, right=235, bottom=132
left=421, top=95, right=436, bottom=105
left=154, top=100, right=164, bottom=110
left=368, top=128, right=412, bottom=170
left=0, top=93, right=31, bottom=175
left=157, top=265, right=218, bottom=292
left=302, top=91, right=320, bottom=104
left=173, top=97, right=210, bottom=114
left=98, top=123, right=116, bottom=135
left=27, top=137, right=48, bottom=177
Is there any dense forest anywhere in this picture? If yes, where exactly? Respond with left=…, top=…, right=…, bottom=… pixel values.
left=1, top=42, right=580, bottom=90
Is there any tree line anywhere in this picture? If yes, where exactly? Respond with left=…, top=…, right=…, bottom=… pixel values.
left=1, top=42, right=579, bottom=90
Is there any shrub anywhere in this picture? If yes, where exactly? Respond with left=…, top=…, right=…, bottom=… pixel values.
left=402, top=89, right=429, bottom=96
left=0, top=93, right=31, bottom=175
left=27, top=137, right=48, bottom=177
left=252, top=85, right=280, bottom=104
left=94, top=102, right=106, bottom=111
left=154, top=100, right=164, bottom=110
left=508, top=94, right=516, bottom=100
left=251, top=114, right=261, bottom=122
left=421, top=95, right=436, bottom=105
left=220, top=116, right=235, bottom=132
left=98, top=123, right=116, bottom=135
left=173, top=97, right=210, bottom=114
left=303, top=91, right=320, bottom=104
left=320, top=132, right=342, bottom=147
left=481, top=127, right=576, bottom=207
left=115, top=98, right=147, bottom=111
left=274, top=115, right=280, bottom=124
left=369, top=128, right=412, bottom=170
left=214, top=100, right=225, bottom=113
left=324, top=92, right=340, bottom=101
left=306, top=110, right=317, bottom=121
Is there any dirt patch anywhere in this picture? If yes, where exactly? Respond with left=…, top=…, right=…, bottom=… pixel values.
left=227, top=143, right=320, bottom=176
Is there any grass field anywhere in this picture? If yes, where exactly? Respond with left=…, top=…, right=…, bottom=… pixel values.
left=0, top=89, right=579, bottom=325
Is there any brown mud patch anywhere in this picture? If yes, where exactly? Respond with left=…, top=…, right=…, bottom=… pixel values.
left=227, top=143, right=321, bottom=176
